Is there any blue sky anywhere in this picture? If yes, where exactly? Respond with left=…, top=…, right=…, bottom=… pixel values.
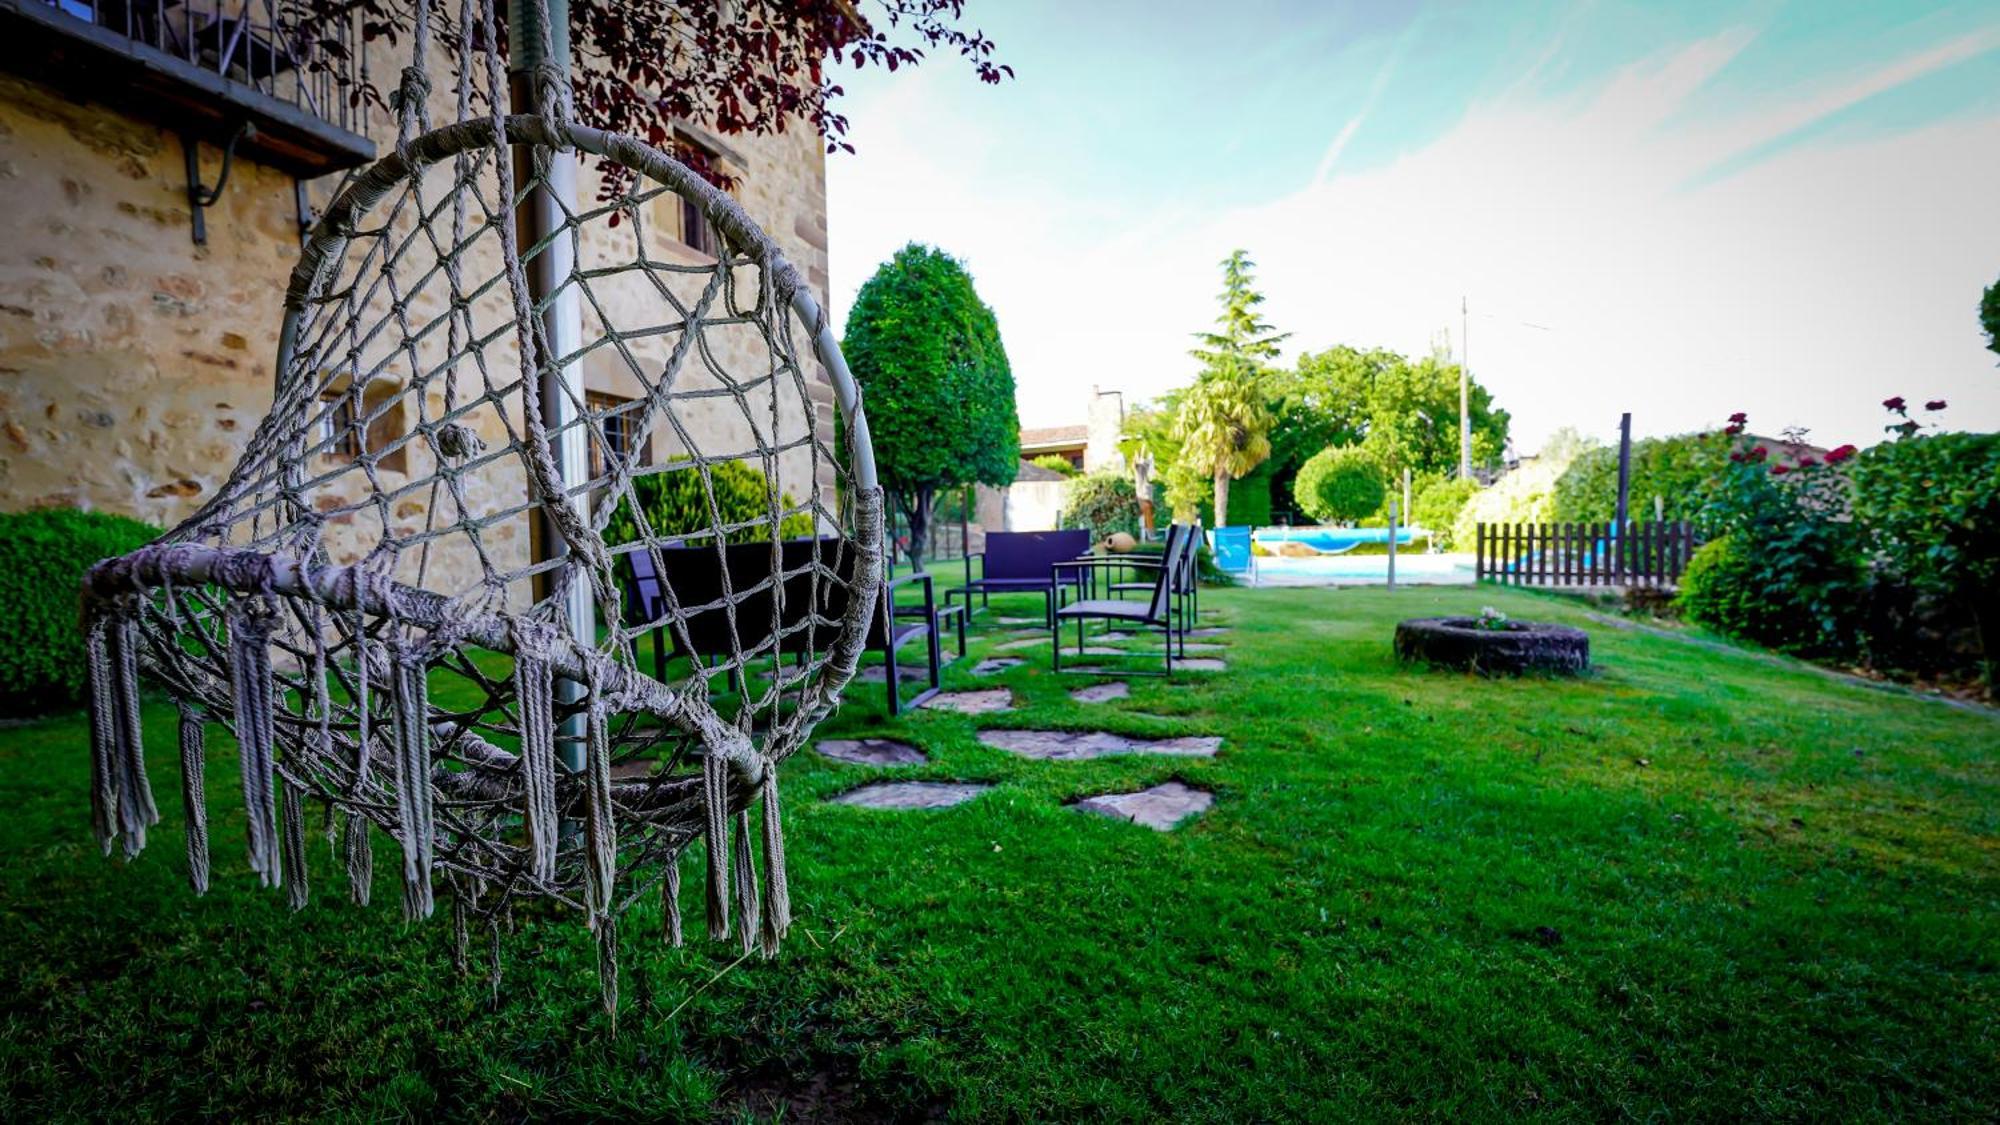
left=825, top=1, right=2000, bottom=451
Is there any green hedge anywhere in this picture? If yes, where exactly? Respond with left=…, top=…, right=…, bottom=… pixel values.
left=0, top=509, right=159, bottom=717
left=1552, top=433, right=1732, bottom=525
left=602, top=461, right=813, bottom=548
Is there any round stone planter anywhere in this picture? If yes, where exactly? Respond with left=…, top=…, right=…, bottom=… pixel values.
left=1394, top=617, right=1590, bottom=676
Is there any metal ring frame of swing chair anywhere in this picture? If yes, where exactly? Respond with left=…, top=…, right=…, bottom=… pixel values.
left=80, top=113, right=886, bottom=931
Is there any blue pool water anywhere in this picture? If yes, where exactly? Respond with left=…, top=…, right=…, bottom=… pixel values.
left=1253, top=526, right=1423, bottom=554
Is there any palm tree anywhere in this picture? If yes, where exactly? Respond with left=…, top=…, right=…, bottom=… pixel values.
left=1172, top=250, right=1286, bottom=526
left=1173, top=371, right=1273, bottom=527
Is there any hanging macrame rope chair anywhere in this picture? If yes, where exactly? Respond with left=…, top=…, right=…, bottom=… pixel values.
left=78, top=0, right=882, bottom=1016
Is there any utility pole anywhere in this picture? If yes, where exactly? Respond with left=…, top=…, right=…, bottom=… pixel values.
left=512, top=0, right=588, bottom=772
left=1459, top=295, right=1472, bottom=480
left=1614, top=412, right=1633, bottom=581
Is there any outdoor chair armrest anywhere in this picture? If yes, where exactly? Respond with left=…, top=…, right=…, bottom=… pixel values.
left=885, top=569, right=937, bottom=618
left=963, top=551, right=984, bottom=589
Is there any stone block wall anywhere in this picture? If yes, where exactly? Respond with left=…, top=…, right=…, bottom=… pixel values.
left=0, top=59, right=838, bottom=605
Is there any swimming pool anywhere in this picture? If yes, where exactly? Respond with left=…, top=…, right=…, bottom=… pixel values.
left=1252, top=526, right=1425, bottom=554
left=1254, top=552, right=1476, bottom=586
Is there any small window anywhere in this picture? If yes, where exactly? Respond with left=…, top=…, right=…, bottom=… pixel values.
left=587, top=391, right=650, bottom=478
left=318, top=380, right=408, bottom=474
left=649, top=134, right=728, bottom=258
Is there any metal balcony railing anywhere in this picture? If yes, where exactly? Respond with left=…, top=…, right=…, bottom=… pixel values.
left=1, top=0, right=376, bottom=175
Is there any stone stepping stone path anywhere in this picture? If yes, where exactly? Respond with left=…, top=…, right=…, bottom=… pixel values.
left=971, top=657, right=1024, bottom=676
left=1175, top=642, right=1226, bottom=653
left=855, top=663, right=933, bottom=684
left=1074, top=781, right=1213, bottom=831
left=1176, top=658, right=1226, bottom=672
left=833, top=781, right=990, bottom=810
left=816, top=738, right=926, bottom=766
left=997, top=616, right=1043, bottom=626
left=1070, top=681, right=1130, bottom=703
left=609, top=759, right=659, bottom=780
left=1186, top=627, right=1230, bottom=638
left=994, top=637, right=1047, bottom=651
left=978, top=729, right=1221, bottom=760
left=921, top=689, right=1015, bottom=715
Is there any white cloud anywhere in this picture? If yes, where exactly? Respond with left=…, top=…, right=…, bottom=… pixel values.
left=829, top=35, right=2000, bottom=452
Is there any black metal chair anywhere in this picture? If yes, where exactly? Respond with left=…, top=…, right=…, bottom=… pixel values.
left=1051, top=524, right=1190, bottom=678
left=625, top=537, right=944, bottom=715
left=1101, top=522, right=1201, bottom=654
left=948, top=529, right=1091, bottom=627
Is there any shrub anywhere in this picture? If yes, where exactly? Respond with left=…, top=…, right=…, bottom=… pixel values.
left=1411, top=476, right=1478, bottom=548
left=1851, top=431, right=2000, bottom=686
left=1683, top=432, right=1862, bottom=657
left=601, top=461, right=813, bottom=548
left=1294, top=446, right=1383, bottom=524
left=1058, top=471, right=1141, bottom=540
left=0, top=508, right=159, bottom=717
left=1678, top=536, right=1790, bottom=645
left=1553, top=432, right=1733, bottom=526
left=1028, top=454, right=1079, bottom=478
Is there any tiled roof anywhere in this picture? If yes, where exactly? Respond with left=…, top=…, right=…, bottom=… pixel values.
left=1019, top=424, right=1088, bottom=448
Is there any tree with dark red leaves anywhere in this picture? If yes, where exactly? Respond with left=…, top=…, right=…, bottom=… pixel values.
left=292, top=1, right=1010, bottom=201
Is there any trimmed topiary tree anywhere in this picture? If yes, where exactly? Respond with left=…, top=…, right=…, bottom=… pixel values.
left=0, top=508, right=158, bottom=717
left=1029, top=454, right=1079, bottom=478
left=842, top=243, right=1019, bottom=569
left=1294, top=445, right=1384, bottom=525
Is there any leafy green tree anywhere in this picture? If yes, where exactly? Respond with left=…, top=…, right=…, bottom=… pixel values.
left=842, top=243, right=1019, bottom=568
left=1411, top=476, right=1480, bottom=548
left=1294, top=445, right=1384, bottom=524
left=1029, top=454, right=1079, bottom=478
left=1264, top=345, right=1507, bottom=518
left=1174, top=250, right=1287, bottom=526
left=1057, top=471, right=1143, bottom=540
left=1982, top=274, right=2000, bottom=360
left=1358, top=350, right=1509, bottom=480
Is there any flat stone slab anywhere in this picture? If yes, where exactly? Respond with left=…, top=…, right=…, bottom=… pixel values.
left=1070, top=681, right=1130, bottom=703
left=1074, top=782, right=1213, bottom=831
left=833, top=781, right=991, bottom=810
left=997, top=616, right=1043, bottom=625
left=977, top=729, right=1221, bottom=760
left=1186, top=627, right=1230, bottom=638
left=855, top=664, right=933, bottom=684
left=816, top=738, right=926, bottom=766
left=970, top=657, right=1024, bottom=676
left=1177, top=658, right=1226, bottom=672
left=921, top=689, right=1014, bottom=715
left=609, top=759, right=659, bottom=780
left=995, top=637, right=1046, bottom=651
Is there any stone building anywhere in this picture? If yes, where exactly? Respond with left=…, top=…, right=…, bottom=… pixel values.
left=0, top=2, right=839, bottom=597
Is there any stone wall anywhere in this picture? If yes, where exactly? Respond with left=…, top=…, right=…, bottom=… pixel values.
left=0, top=59, right=836, bottom=604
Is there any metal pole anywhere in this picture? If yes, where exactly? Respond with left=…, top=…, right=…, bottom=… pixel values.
left=1459, top=295, right=1472, bottom=480
left=1614, top=412, right=1632, bottom=583
left=511, top=0, right=589, bottom=772
left=1386, top=499, right=1398, bottom=591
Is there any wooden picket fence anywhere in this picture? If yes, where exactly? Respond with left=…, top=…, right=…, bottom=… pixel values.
left=1475, top=521, right=1697, bottom=588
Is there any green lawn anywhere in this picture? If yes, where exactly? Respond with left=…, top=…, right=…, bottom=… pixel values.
left=2, top=581, right=1995, bottom=1120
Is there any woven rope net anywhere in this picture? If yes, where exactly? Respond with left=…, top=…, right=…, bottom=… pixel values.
left=78, top=0, right=882, bottom=1018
